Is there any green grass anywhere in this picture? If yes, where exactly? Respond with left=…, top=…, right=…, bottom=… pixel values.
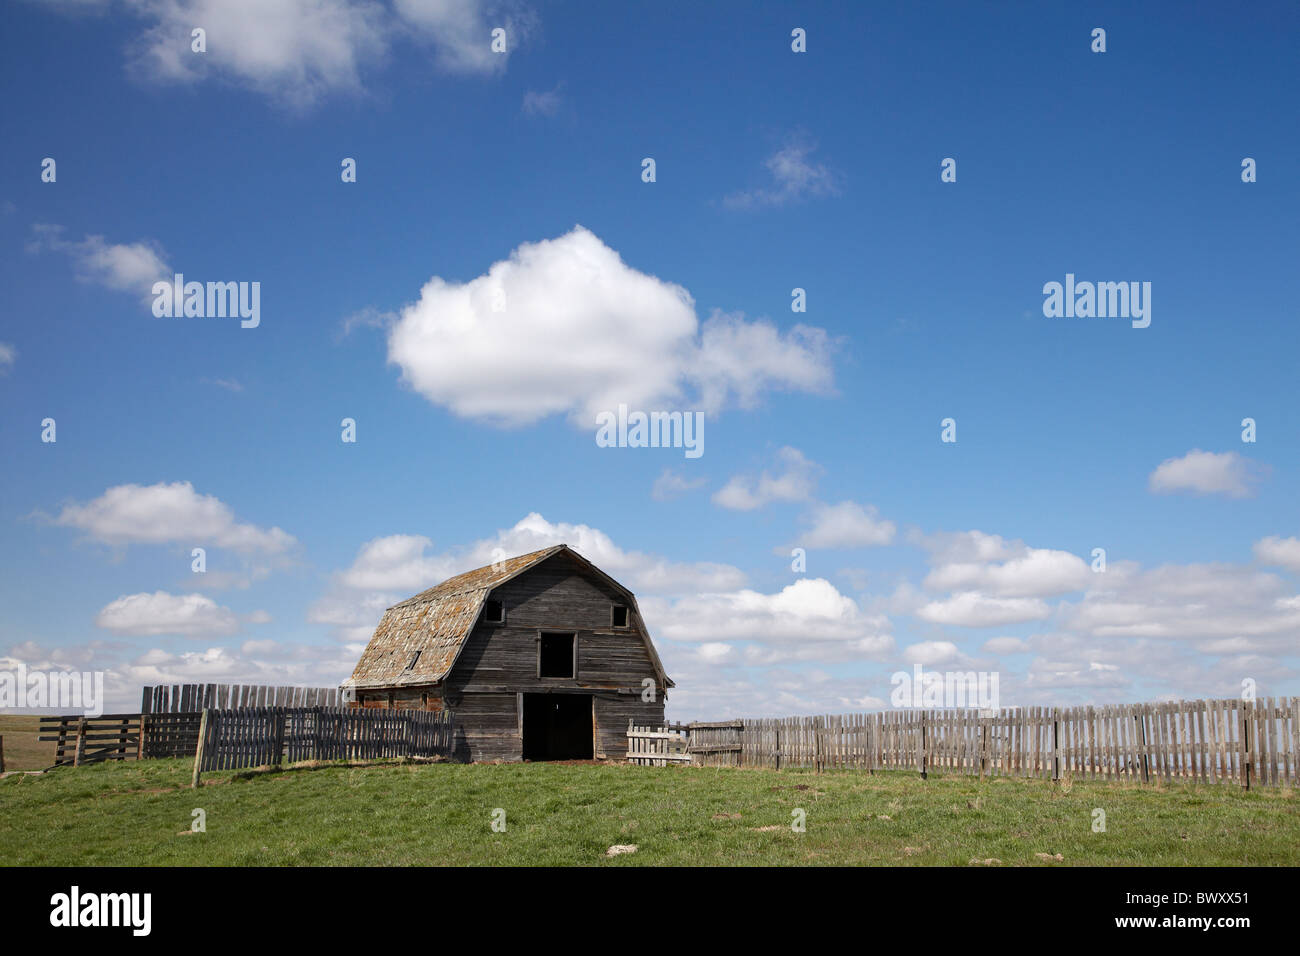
left=2, top=758, right=1297, bottom=866
left=0, top=715, right=55, bottom=771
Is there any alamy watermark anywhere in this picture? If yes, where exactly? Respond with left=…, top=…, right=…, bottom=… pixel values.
left=1042, top=273, right=1150, bottom=328
left=152, top=273, right=260, bottom=328
left=595, top=404, right=704, bottom=459
left=0, top=663, right=105, bottom=717
left=890, top=664, right=1000, bottom=710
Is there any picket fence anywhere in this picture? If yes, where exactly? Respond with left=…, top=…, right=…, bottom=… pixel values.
left=142, top=683, right=342, bottom=713
left=193, top=706, right=456, bottom=784
left=633, top=697, right=1300, bottom=788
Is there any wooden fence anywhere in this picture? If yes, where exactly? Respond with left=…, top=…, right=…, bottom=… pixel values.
left=39, top=712, right=204, bottom=766
left=39, top=714, right=143, bottom=766
left=194, top=706, right=456, bottom=780
left=626, top=722, right=692, bottom=766
left=635, top=697, right=1300, bottom=788
left=142, top=683, right=342, bottom=713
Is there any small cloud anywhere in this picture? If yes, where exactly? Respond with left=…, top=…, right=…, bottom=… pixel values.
left=1149, top=449, right=1264, bottom=499
left=51, top=480, right=296, bottom=554
left=95, top=591, right=241, bottom=638
left=0, top=342, right=15, bottom=374
left=337, top=305, right=397, bottom=341
left=982, top=636, right=1030, bottom=654
left=28, top=224, right=170, bottom=301
left=1254, top=536, right=1300, bottom=573
left=797, top=501, right=896, bottom=549
left=202, top=377, right=244, bottom=393
left=522, top=84, right=563, bottom=117
left=651, top=468, right=706, bottom=501
left=713, top=447, right=819, bottom=511
left=901, top=640, right=964, bottom=667
left=724, top=135, right=838, bottom=210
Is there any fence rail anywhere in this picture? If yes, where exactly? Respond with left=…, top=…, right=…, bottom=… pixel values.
left=634, top=697, right=1300, bottom=788
left=142, top=683, right=342, bottom=713
left=194, top=706, right=456, bottom=781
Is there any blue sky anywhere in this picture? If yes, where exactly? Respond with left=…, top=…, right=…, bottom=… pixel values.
left=1, top=1, right=1297, bottom=718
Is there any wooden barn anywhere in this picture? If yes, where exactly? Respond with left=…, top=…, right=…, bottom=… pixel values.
left=341, top=544, right=672, bottom=762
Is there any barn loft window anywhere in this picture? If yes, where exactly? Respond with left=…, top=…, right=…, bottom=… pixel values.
left=404, top=650, right=421, bottom=671
left=483, top=599, right=504, bottom=623
left=538, top=632, right=576, bottom=678
left=612, top=605, right=629, bottom=628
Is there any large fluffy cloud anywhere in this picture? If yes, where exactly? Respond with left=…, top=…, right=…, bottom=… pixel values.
left=386, top=227, right=833, bottom=426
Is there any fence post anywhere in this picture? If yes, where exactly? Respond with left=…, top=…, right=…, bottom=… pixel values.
left=1241, top=700, right=1252, bottom=791
left=72, top=719, right=87, bottom=767
left=1052, top=708, right=1061, bottom=782
left=191, top=709, right=209, bottom=788
left=920, top=711, right=928, bottom=780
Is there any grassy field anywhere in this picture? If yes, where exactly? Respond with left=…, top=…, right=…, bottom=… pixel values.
left=2, top=757, right=1298, bottom=866
left=0, top=715, right=54, bottom=771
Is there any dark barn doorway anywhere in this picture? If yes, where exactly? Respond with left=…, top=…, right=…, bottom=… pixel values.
left=522, top=693, right=593, bottom=761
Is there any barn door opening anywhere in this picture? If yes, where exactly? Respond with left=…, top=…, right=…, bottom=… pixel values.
left=522, top=693, right=593, bottom=761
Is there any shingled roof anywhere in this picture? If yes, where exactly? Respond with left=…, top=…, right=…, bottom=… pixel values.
left=342, top=544, right=671, bottom=691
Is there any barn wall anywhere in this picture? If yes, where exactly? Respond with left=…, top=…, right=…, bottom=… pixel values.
left=446, top=552, right=667, bottom=760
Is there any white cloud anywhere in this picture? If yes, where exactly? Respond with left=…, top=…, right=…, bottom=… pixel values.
left=29, top=224, right=170, bottom=299
left=981, top=636, right=1030, bottom=654
left=385, top=226, right=833, bottom=426
left=645, top=578, right=894, bottom=663
left=40, top=0, right=521, bottom=108
left=798, top=500, right=896, bottom=548
left=95, top=591, right=241, bottom=637
left=0, top=342, right=14, bottom=373
left=1060, top=561, right=1300, bottom=646
left=396, top=0, right=532, bottom=75
left=52, top=481, right=296, bottom=554
left=713, top=446, right=819, bottom=511
left=724, top=136, right=838, bottom=209
left=1148, top=449, right=1263, bottom=498
left=521, top=84, right=562, bottom=116
left=901, top=640, right=964, bottom=667
left=916, top=591, right=1052, bottom=627
left=651, top=468, right=706, bottom=501
left=1254, top=535, right=1300, bottom=573
left=924, top=546, right=1090, bottom=598
left=338, top=534, right=458, bottom=592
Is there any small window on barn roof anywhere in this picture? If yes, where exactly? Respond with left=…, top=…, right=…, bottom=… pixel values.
left=483, top=599, right=504, bottom=623
left=404, top=650, right=421, bottom=671
left=612, top=605, right=629, bottom=628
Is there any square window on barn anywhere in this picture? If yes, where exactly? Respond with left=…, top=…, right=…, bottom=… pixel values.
left=483, top=599, right=504, bottom=623
left=538, top=632, right=576, bottom=678
left=612, top=605, right=629, bottom=628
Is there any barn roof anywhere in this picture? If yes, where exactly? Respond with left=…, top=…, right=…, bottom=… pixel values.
left=342, top=544, right=672, bottom=691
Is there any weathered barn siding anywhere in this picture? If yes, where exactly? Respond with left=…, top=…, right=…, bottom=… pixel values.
left=348, top=546, right=669, bottom=762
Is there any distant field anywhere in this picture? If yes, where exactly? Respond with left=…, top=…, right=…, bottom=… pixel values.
left=0, top=715, right=55, bottom=771
left=2, top=758, right=1298, bottom=866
